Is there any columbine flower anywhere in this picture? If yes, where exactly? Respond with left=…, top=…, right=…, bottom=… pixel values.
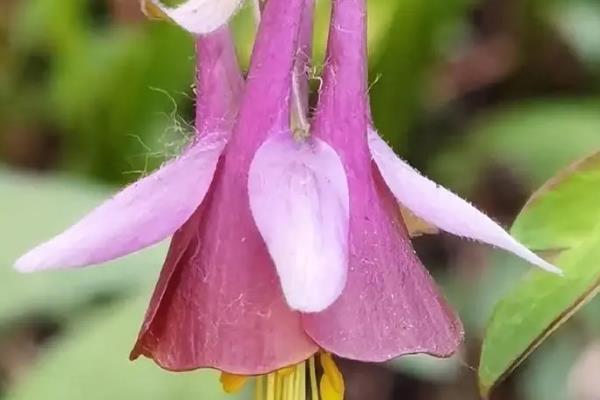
left=16, top=0, right=560, bottom=398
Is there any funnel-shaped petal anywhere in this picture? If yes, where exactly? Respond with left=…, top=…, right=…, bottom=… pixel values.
left=142, top=0, right=243, bottom=35
left=248, top=132, right=350, bottom=313
left=303, top=168, right=464, bottom=361
left=302, top=0, right=463, bottom=361
left=15, top=132, right=226, bottom=272
left=132, top=0, right=318, bottom=374
left=129, top=185, right=317, bottom=373
left=368, top=129, right=561, bottom=274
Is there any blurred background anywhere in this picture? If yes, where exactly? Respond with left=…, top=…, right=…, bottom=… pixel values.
left=1, top=0, right=600, bottom=399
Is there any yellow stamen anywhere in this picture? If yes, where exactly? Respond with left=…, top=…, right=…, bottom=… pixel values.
left=266, top=373, right=276, bottom=400
left=256, top=376, right=265, bottom=399
left=220, top=372, right=248, bottom=394
left=274, top=371, right=282, bottom=400
left=319, top=375, right=340, bottom=400
left=295, top=362, right=306, bottom=400
left=277, top=366, right=296, bottom=377
left=309, top=357, right=319, bottom=400
left=319, top=353, right=344, bottom=395
left=222, top=354, right=344, bottom=400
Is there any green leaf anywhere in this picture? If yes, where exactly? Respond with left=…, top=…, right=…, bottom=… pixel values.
left=479, top=154, right=600, bottom=396
left=479, top=232, right=600, bottom=397
left=512, top=151, right=600, bottom=252
left=5, top=295, right=248, bottom=400
left=0, top=170, right=165, bottom=324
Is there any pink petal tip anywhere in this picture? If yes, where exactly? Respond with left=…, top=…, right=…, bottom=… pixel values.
left=15, top=133, right=227, bottom=272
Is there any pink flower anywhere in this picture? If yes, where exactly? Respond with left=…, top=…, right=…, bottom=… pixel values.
left=16, top=0, right=559, bottom=385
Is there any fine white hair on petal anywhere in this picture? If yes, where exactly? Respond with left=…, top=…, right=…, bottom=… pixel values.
left=367, top=128, right=562, bottom=275
left=248, top=132, right=350, bottom=313
left=15, top=132, right=228, bottom=273
left=144, top=0, right=244, bottom=35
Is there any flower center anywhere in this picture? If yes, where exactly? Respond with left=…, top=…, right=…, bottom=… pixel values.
left=220, top=353, right=344, bottom=400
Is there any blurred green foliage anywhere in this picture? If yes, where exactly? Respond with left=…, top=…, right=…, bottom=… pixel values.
left=0, top=173, right=245, bottom=399
left=2, top=0, right=600, bottom=399
left=431, top=100, right=600, bottom=194
left=0, top=171, right=161, bottom=325
left=2, top=0, right=194, bottom=182
left=5, top=296, right=242, bottom=400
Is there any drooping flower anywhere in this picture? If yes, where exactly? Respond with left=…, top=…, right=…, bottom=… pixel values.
left=16, top=0, right=560, bottom=398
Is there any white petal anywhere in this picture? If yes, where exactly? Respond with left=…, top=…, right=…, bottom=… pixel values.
left=143, top=0, right=243, bottom=35
left=368, top=129, right=561, bottom=274
left=248, top=132, right=350, bottom=312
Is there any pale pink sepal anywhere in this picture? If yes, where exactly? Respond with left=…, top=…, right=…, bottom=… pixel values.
left=248, top=132, right=350, bottom=312
left=368, top=129, right=561, bottom=274
left=144, top=0, right=243, bottom=35
left=15, top=133, right=227, bottom=272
